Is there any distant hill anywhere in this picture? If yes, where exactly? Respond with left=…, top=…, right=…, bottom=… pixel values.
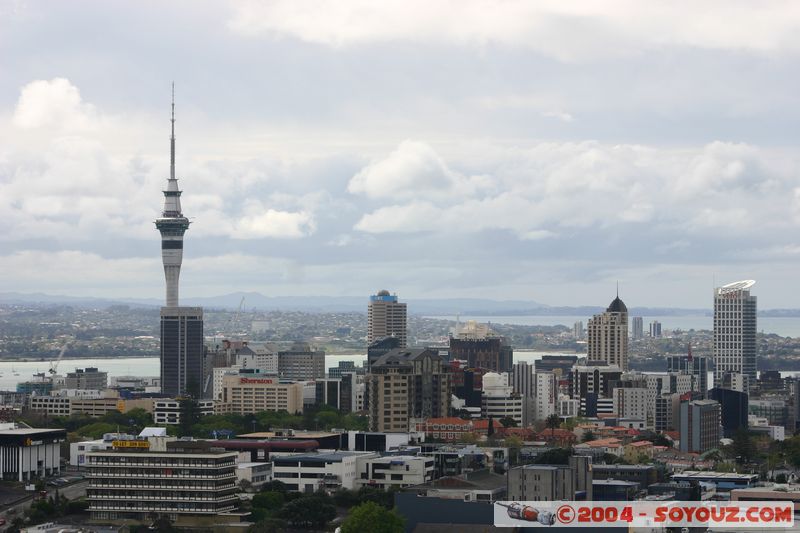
left=2, top=291, right=799, bottom=316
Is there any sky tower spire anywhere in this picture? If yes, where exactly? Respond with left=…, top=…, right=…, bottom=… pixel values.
left=155, top=84, right=190, bottom=307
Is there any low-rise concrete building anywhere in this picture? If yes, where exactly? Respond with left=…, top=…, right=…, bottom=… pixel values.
left=272, top=451, right=378, bottom=492
left=236, top=462, right=272, bottom=491
left=357, top=455, right=434, bottom=490
left=0, top=425, right=65, bottom=481
left=153, top=399, right=215, bottom=425
left=507, top=456, right=592, bottom=501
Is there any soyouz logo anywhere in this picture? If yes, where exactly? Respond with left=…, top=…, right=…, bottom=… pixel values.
left=493, top=502, right=794, bottom=528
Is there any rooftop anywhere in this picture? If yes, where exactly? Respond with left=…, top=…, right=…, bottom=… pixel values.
left=673, top=471, right=758, bottom=480
left=273, top=451, right=373, bottom=463
left=0, top=428, right=63, bottom=436
left=407, top=468, right=506, bottom=491
left=238, top=431, right=339, bottom=439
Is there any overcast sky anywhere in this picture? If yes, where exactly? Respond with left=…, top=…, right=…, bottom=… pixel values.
left=2, top=1, right=800, bottom=308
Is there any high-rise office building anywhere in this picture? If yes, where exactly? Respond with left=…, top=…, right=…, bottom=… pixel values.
left=713, top=280, right=757, bottom=392
left=367, top=290, right=408, bottom=348
left=277, top=343, right=325, bottom=380
left=573, top=321, right=584, bottom=339
left=155, top=89, right=205, bottom=397
left=631, top=317, right=644, bottom=339
left=587, top=295, right=629, bottom=370
left=160, top=307, right=205, bottom=396
left=649, top=321, right=662, bottom=338
left=449, top=322, right=514, bottom=373
left=667, top=348, right=709, bottom=398
left=679, top=399, right=721, bottom=453
left=512, top=361, right=535, bottom=426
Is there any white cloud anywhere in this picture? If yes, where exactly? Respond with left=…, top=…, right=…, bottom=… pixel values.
left=228, top=0, right=800, bottom=60
left=13, top=78, right=97, bottom=130
left=352, top=140, right=797, bottom=238
left=234, top=208, right=316, bottom=239
left=347, top=140, right=489, bottom=200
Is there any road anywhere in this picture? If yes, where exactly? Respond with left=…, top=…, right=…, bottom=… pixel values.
left=0, top=480, right=88, bottom=528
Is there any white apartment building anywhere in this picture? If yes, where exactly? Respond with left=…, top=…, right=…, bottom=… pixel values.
left=558, top=395, right=580, bottom=418
left=153, top=399, right=215, bottom=425
left=713, top=280, right=757, bottom=392
left=272, top=451, right=378, bottom=492
left=356, top=455, right=434, bottom=490
left=533, top=371, right=557, bottom=422
left=481, top=372, right=523, bottom=425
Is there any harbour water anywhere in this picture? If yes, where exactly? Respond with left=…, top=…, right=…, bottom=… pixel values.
left=0, top=351, right=565, bottom=391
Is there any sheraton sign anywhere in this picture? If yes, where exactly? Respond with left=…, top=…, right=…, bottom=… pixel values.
left=239, top=377, right=274, bottom=385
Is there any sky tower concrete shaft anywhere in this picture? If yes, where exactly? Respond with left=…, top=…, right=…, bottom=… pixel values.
left=155, top=85, right=190, bottom=307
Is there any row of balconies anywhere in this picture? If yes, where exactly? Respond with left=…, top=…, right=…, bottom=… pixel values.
left=88, top=472, right=235, bottom=480
left=89, top=503, right=235, bottom=514
left=90, top=483, right=235, bottom=491
left=88, top=493, right=236, bottom=502
left=88, top=461, right=234, bottom=468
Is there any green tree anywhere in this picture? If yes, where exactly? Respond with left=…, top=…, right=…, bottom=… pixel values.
left=278, top=496, right=336, bottom=528
left=252, top=491, right=284, bottom=511
left=259, top=480, right=288, bottom=493
left=545, top=414, right=561, bottom=437
left=533, top=447, right=571, bottom=465
left=499, top=416, right=518, bottom=428
left=732, top=429, right=757, bottom=464
left=581, top=430, right=596, bottom=443
left=247, top=518, right=288, bottom=533
left=341, top=501, right=405, bottom=533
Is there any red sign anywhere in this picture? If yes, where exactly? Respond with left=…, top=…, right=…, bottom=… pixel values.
left=240, top=377, right=274, bottom=385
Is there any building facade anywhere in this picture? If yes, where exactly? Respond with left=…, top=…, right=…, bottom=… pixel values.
left=65, top=367, right=108, bottom=390
left=219, top=375, right=303, bottom=415
left=632, top=317, right=644, bottom=339
left=0, top=426, right=65, bottom=481
left=368, top=290, right=408, bottom=348
left=272, top=451, right=378, bottom=492
left=667, top=352, right=709, bottom=397
left=507, top=456, right=592, bottom=501
left=86, top=441, right=238, bottom=522
left=160, top=307, right=205, bottom=397
left=713, top=280, right=757, bottom=392
left=679, top=399, right=721, bottom=453
left=587, top=296, right=629, bottom=370
left=367, top=348, right=451, bottom=432
left=449, top=336, right=514, bottom=374
left=277, top=343, right=325, bottom=381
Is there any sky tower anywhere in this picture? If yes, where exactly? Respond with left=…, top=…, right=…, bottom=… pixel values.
left=155, top=84, right=190, bottom=307
left=155, top=86, right=205, bottom=397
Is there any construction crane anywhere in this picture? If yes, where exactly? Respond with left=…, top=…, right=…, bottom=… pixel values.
left=49, top=340, right=69, bottom=375
left=224, top=296, right=246, bottom=338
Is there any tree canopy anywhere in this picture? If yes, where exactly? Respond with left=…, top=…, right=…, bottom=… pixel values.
left=341, top=502, right=405, bottom=533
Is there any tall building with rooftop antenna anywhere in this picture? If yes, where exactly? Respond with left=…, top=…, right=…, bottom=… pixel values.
left=155, top=85, right=205, bottom=397
left=587, top=292, right=629, bottom=370
left=713, top=280, right=757, bottom=393
left=156, top=84, right=190, bottom=307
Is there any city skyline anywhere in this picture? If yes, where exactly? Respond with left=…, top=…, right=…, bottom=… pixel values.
left=3, top=2, right=800, bottom=308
